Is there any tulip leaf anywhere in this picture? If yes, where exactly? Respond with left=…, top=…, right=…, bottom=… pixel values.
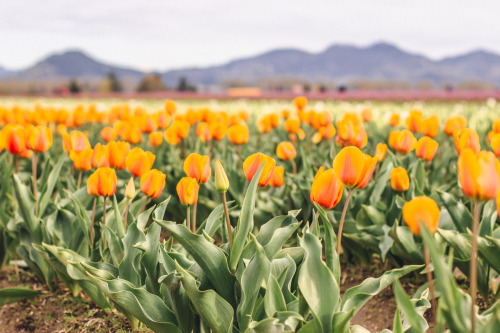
left=314, top=203, right=340, bottom=283
left=393, top=281, right=426, bottom=333
left=437, top=190, right=472, bottom=233
left=264, top=271, right=286, bottom=318
left=230, top=164, right=264, bottom=272
left=0, top=287, right=45, bottom=306
left=175, top=262, right=234, bottom=333
left=155, top=220, right=236, bottom=306
left=244, top=318, right=285, bottom=333
left=298, top=232, right=338, bottom=333
left=12, top=174, right=42, bottom=243
left=159, top=272, right=193, bottom=333
left=38, top=157, right=65, bottom=217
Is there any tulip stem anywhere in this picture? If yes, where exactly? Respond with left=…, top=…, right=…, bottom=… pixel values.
left=139, top=198, right=148, bottom=215
left=32, top=153, right=38, bottom=216
left=123, top=198, right=131, bottom=234
left=14, top=155, right=19, bottom=173
left=192, top=202, right=197, bottom=233
left=337, top=188, right=353, bottom=255
left=291, top=159, right=297, bottom=175
left=470, top=201, right=481, bottom=333
left=90, top=197, right=97, bottom=249
left=187, top=206, right=191, bottom=232
left=237, top=145, right=242, bottom=170
left=102, top=196, right=108, bottom=250
left=375, top=163, right=380, bottom=179
left=77, top=171, right=82, bottom=189
left=424, top=244, right=438, bottom=324
left=181, top=139, right=186, bottom=159
left=222, top=193, right=233, bottom=250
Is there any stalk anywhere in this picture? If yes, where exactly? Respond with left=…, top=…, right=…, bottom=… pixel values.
left=470, top=201, right=481, bottom=333
left=237, top=145, right=242, bottom=170
left=291, top=159, right=297, bottom=175
left=192, top=201, right=198, bottom=233
left=139, top=197, right=149, bottom=215
left=424, top=244, right=438, bottom=323
left=336, top=188, right=353, bottom=255
left=32, top=153, right=38, bottom=216
left=123, top=198, right=131, bottom=233
left=187, top=206, right=191, bottom=232
left=102, top=196, right=108, bottom=250
left=77, top=170, right=82, bottom=189
left=222, top=192, right=233, bottom=250
left=90, top=197, right=97, bottom=249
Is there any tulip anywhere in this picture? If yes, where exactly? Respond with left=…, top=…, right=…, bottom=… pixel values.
left=361, top=109, right=373, bottom=122
left=141, top=169, right=166, bottom=199
left=87, top=167, right=117, bottom=197
left=108, top=141, right=130, bottom=169
left=196, top=122, right=212, bottom=142
left=310, top=167, right=344, bottom=210
left=184, top=153, right=211, bottom=184
left=25, top=125, right=52, bottom=153
left=390, top=167, right=410, bottom=192
left=257, top=116, right=272, bottom=133
left=489, top=132, right=500, bottom=157
left=125, top=177, right=136, bottom=199
left=389, top=129, right=417, bottom=154
left=177, top=177, right=200, bottom=231
left=148, top=131, right=163, bottom=148
left=126, top=147, right=155, bottom=178
left=63, top=130, right=90, bottom=154
left=332, top=146, right=377, bottom=189
left=269, top=166, right=285, bottom=188
left=0, top=124, right=26, bottom=154
left=70, top=148, right=93, bottom=172
left=458, top=148, right=500, bottom=200
left=389, top=113, right=401, bottom=127
left=276, top=142, right=296, bottom=161
left=336, top=118, right=367, bottom=149
left=139, top=115, right=158, bottom=133
left=375, top=143, right=388, bottom=162
left=405, top=109, right=423, bottom=133
left=164, top=100, right=177, bottom=115
left=420, top=115, right=440, bottom=138
left=91, top=143, right=110, bottom=168
left=209, top=122, right=228, bottom=141
left=227, top=124, right=249, bottom=145
left=284, top=118, right=301, bottom=133
left=444, top=115, right=467, bottom=136
left=165, top=125, right=181, bottom=145
left=101, top=127, right=116, bottom=142
left=415, top=136, right=439, bottom=161
left=126, top=124, right=143, bottom=144
left=293, top=96, right=307, bottom=111
left=243, top=153, right=276, bottom=187
left=454, top=128, right=480, bottom=154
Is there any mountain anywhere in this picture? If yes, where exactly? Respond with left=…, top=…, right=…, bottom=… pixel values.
left=16, top=50, right=143, bottom=81
left=5, top=43, right=500, bottom=88
left=0, top=66, right=14, bottom=79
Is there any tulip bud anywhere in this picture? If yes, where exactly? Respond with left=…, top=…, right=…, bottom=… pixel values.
left=125, top=177, right=136, bottom=199
left=215, top=159, right=229, bottom=193
left=390, top=167, right=410, bottom=192
left=403, top=196, right=440, bottom=236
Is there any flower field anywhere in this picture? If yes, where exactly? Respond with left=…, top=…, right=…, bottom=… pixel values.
left=1, top=96, right=500, bottom=332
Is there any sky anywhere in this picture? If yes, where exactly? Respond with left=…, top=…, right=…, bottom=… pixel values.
left=1, top=0, right=500, bottom=71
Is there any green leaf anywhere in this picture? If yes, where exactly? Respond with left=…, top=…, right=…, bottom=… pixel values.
left=176, top=262, right=234, bottom=333
left=244, top=318, right=285, bottom=333
left=393, top=281, right=425, bottom=333
left=314, top=204, right=340, bottom=283
left=230, top=163, right=264, bottom=272
left=298, top=233, right=338, bottom=333
left=12, top=174, right=41, bottom=243
left=38, top=157, right=65, bottom=217
left=0, top=287, right=44, bottom=306
left=437, top=190, right=472, bottom=233
left=159, top=272, right=193, bottom=333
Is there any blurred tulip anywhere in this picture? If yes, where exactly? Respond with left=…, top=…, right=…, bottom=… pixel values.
left=126, top=123, right=142, bottom=144
left=444, top=115, right=467, bottom=136
left=454, top=128, right=480, bottom=154
left=184, top=153, right=211, bottom=184
left=70, top=148, right=93, bottom=171
left=420, top=115, right=440, bottom=138
left=403, top=196, right=440, bottom=235
left=332, top=146, right=377, bottom=189
left=87, top=167, right=117, bottom=197
left=91, top=143, right=110, bottom=168
left=101, top=127, right=116, bottom=142
left=389, top=113, right=401, bottom=127
left=108, top=141, right=130, bottom=169
left=415, top=136, right=439, bottom=161
left=458, top=148, right=500, bottom=200
left=164, top=100, right=177, bottom=115
left=489, top=132, right=500, bottom=157
left=257, top=116, right=272, bottom=133
left=177, top=177, right=199, bottom=206
left=0, top=124, right=26, bottom=154
left=389, top=129, right=417, bottom=154
left=141, top=169, right=166, bottom=199
left=405, top=109, right=423, bottom=133
left=196, top=122, right=212, bottom=142
left=284, top=118, right=300, bottom=133
left=126, top=147, right=155, bottom=177
left=215, top=159, right=229, bottom=193
left=25, top=125, right=53, bottom=153
left=361, top=109, right=373, bottom=122
left=139, top=115, right=158, bottom=133
left=243, top=153, right=276, bottom=187
left=336, top=118, right=367, bottom=148
left=375, top=143, right=388, bottom=162
left=310, top=167, right=344, bottom=210
left=268, top=166, right=285, bottom=188
left=227, top=124, right=249, bottom=144
left=148, top=131, right=163, bottom=148
left=18, top=148, right=33, bottom=159
left=63, top=130, right=90, bottom=154
left=391, top=167, right=410, bottom=192
left=293, top=96, right=307, bottom=111
left=276, top=142, right=296, bottom=161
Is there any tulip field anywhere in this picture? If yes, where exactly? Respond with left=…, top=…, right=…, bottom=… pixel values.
left=1, top=96, right=500, bottom=332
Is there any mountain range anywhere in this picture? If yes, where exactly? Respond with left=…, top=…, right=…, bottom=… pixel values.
left=2, top=42, right=500, bottom=88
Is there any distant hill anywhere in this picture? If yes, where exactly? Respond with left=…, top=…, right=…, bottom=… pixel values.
left=0, top=66, right=14, bottom=79
left=3, top=43, right=500, bottom=88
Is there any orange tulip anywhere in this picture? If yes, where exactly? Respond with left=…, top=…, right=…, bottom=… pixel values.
left=403, top=196, right=440, bottom=236
left=420, top=115, right=440, bottom=138
left=458, top=148, right=500, bottom=200
left=139, top=115, right=158, bottom=133
left=209, top=122, right=227, bottom=141
left=269, top=166, right=285, bottom=188
left=155, top=111, right=170, bottom=129
left=490, top=133, right=500, bottom=157
left=91, top=143, right=110, bottom=168
left=361, top=109, right=373, bottom=122
left=335, top=118, right=367, bottom=149
left=176, top=177, right=199, bottom=206
left=444, top=115, right=467, bottom=136
left=108, top=141, right=130, bottom=169
left=227, top=124, right=249, bottom=145
left=0, top=124, right=26, bottom=154
left=375, top=143, right=388, bottom=162
left=276, top=142, right=296, bottom=161
left=310, top=167, right=344, bottom=210
left=148, top=131, right=163, bottom=148
left=141, top=169, right=166, bottom=199
left=184, top=153, right=211, bottom=184
left=243, top=153, right=276, bottom=187
left=454, top=128, right=480, bottom=154
left=126, top=123, right=143, bottom=144
left=126, top=147, right=155, bottom=177
left=63, top=130, right=90, bottom=154
left=25, top=125, right=52, bottom=153
left=18, top=148, right=33, bottom=159
left=284, top=118, right=301, bottom=133
left=196, top=122, right=212, bottom=142
left=164, top=100, right=177, bottom=115
left=312, top=124, right=336, bottom=144
left=101, top=127, right=117, bottom=142
left=390, top=167, right=410, bottom=192
left=405, top=109, right=423, bottom=133
left=415, top=136, right=439, bottom=161
left=257, top=116, right=272, bottom=133
left=497, top=194, right=500, bottom=219
left=293, top=96, right=307, bottom=111
left=332, top=146, right=377, bottom=189
left=87, top=167, right=117, bottom=197
left=165, top=125, right=181, bottom=145
left=389, top=129, right=417, bottom=154
left=389, top=113, right=401, bottom=127
left=70, top=148, right=93, bottom=171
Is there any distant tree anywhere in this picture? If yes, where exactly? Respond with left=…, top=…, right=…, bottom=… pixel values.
left=107, top=71, right=123, bottom=92
left=337, top=85, right=347, bottom=93
left=176, top=77, right=196, bottom=92
left=68, top=79, right=81, bottom=93
left=137, top=73, right=166, bottom=92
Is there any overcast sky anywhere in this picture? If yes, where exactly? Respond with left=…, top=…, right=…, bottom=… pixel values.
left=1, top=0, right=499, bottom=71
